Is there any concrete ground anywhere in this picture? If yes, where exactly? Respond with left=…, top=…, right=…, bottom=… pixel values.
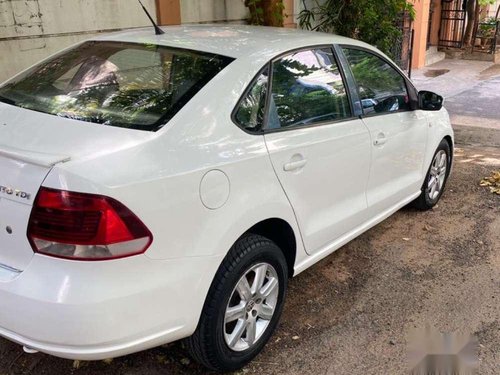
left=0, top=60, right=499, bottom=375
left=412, top=59, right=500, bottom=147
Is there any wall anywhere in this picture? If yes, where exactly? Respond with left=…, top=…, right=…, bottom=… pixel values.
left=429, top=0, right=441, bottom=46
left=0, top=0, right=254, bottom=82
left=179, top=0, right=248, bottom=24
left=487, top=1, right=500, bottom=18
left=0, top=0, right=157, bottom=83
left=411, top=0, right=431, bottom=69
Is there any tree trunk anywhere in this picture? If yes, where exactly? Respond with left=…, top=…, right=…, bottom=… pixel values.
left=263, top=0, right=284, bottom=27
left=245, top=0, right=284, bottom=27
left=463, top=0, right=477, bottom=47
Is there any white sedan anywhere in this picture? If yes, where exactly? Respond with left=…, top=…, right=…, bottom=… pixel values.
left=0, top=25, right=453, bottom=371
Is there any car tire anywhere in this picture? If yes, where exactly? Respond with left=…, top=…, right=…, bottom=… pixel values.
left=412, top=139, right=451, bottom=211
left=186, top=234, right=288, bottom=372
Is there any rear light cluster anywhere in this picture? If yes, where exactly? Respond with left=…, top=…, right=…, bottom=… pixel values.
left=27, top=188, right=152, bottom=260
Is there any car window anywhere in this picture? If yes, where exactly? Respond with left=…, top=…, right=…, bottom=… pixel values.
left=234, top=67, right=269, bottom=131
left=0, top=41, right=233, bottom=131
left=268, top=48, right=351, bottom=130
left=342, top=48, right=410, bottom=115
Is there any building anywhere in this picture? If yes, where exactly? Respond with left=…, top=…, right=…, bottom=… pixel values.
left=412, top=0, right=500, bottom=68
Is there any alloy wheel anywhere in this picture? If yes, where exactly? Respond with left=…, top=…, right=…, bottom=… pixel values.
left=224, top=262, right=279, bottom=352
left=428, top=150, right=447, bottom=200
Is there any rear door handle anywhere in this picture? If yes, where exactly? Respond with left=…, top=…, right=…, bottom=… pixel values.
left=373, top=138, right=387, bottom=146
left=373, top=133, right=387, bottom=146
left=283, top=159, right=307, bottom=172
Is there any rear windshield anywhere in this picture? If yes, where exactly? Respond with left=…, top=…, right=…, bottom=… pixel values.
left=0, top=41, right=233, bottom=131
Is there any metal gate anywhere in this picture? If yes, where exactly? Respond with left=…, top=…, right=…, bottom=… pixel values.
left=439, top=0, right=467, bottom=48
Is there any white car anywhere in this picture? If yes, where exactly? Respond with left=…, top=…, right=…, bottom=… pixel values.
left=0, top=25, right=453, bottom=371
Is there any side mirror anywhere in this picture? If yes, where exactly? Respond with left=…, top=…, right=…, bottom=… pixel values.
left=419, top=91, right=444, bottom=111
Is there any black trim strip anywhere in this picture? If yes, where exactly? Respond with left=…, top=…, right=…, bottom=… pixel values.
left=333, top=44, right=363, bottom=117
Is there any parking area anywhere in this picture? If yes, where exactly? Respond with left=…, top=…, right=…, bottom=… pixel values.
left=1, top=61, right=499, bottom=374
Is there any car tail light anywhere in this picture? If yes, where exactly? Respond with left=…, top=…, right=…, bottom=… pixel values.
left=27, top=188, right=153, bottom=260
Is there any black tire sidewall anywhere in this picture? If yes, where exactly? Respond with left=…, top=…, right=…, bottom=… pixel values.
left=204, top=237, right=288, bottom=371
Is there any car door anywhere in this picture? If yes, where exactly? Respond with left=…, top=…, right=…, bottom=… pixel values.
left=341, top=47, right=429, bottom=214
left=263, top=47, right=371, bottom=254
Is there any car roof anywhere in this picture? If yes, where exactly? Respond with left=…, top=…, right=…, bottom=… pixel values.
left=93, top=24, right=376, bottom=61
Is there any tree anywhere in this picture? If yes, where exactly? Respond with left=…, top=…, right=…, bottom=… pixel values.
left=464, top=0, right=497, bottom=47
left=297, top=0, right=415, bottom=58
left=245, top=0, right=285, bottom=26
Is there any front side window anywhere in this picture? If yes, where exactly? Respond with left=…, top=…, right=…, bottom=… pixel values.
left=0, top=41, right=233, bottom=131
left=234, top=67, right=269, bottom=131
left=268, top=48, right=351, bottom=129
left=342, top=48, right=410, bottom=115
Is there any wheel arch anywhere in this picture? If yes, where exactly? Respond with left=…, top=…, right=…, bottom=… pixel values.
left=245, top=218, right=297, bottom=278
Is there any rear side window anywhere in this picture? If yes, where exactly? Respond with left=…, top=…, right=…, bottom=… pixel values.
left=0, top=41, right=233, bottom=131
left=234, top=66, right=269, bottom=132
left=268, top=48, right=351, bottom=130
left=342, top=48, right=410, bottom=115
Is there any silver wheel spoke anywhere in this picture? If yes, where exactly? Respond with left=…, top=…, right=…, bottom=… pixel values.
left=439, top=175, right=446, bottom=189
left=251, top=264, right=268, bottom=294
left=439, top=153, right=446, bottom=168
left=430, top=180, right=438, bottom=199
left=246, top=319, right=257, bottom=345
left=225, top=303, right=246, bottom=323
left=429, top=176, right=437, bottom=189
left=260, top=277, right=278, bottom=298
left=259, top=303, right=275, bottom=320
left=228, top=319, right=247, bottom=348
left=236, top=276, right=252, bottom=302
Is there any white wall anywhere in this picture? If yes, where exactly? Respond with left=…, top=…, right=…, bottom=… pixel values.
left=180, top=0, right=248, bottom=24
left=0, top=0, right=253, bottom=83
left=0, top=0, right=157, bottom=82
left=487, top=1, right=500, bottom=18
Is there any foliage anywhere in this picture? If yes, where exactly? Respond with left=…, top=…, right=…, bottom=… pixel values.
left=464, top=0, right=498, bottom=46
left=298, top=0, right=415, bottom=58
left=478, top=17, right=498, bottom=37
left=245, top=0, right=285, bottom=26
left=480, top=171, right=500, bottom=195
left=344, top=49, right=403, bottom=98
left=270, top=53, right=350, bottom=127
left=478, top=0, right=497, bottom=6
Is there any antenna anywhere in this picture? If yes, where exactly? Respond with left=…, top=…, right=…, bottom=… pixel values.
left=138, top=0, right=165, bottom=35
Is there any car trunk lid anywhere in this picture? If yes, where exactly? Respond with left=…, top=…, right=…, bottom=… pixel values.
left=0, top=149, right=61, bottom=271
left=0, top=103, right=156, bottom=271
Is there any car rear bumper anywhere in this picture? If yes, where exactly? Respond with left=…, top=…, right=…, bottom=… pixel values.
left=0, top=253, right=221, bottom=360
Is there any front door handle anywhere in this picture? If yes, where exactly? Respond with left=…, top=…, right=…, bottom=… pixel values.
left=283, top=158, right=307, bottom=172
